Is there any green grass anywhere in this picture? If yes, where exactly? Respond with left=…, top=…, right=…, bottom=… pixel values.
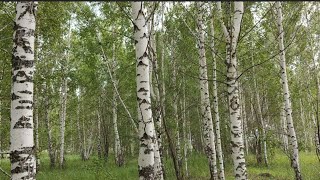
left=0, top=150, right=319, bottom=179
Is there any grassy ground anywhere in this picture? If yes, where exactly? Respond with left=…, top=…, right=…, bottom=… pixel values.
left=0, top=150, right=319, bottom=179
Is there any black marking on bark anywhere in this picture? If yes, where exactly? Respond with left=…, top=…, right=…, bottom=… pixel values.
left=133, top=23, right=140, bottom=32
left=18, top=100, right=33, bottom=104
left=15, top=106, right=32, bottom=110
left=140, top=99, right=149, bottom=104
left=140, top=51, right=148, bottom=60
left=139, top=165, right=154, bottom=179
left=140, top=33, right=147, bottom=39
left=230, top=96, right=239, bottom=111
left=13, top=71, right=33, bottom=83
left=10, top=146, right=35, bottom=178
left=12, top=93, right=21, bottom=100
left=13, top=28, right=34, bottom=54
left=18, top=90, right=32, bottom=94
left=17, top=2, right=37, bottom=20
left=138, top=88, right=148, bottom=93
left=13, top=115, right=32, bottom=129
left=137, top=61, right=148, bottom=67
left=12, top=55, right=34, bottom=70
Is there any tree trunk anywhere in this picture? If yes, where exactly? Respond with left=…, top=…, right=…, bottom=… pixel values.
left=59, top=77, right=67, bottom=168
left=76, top=96, right=84, bottom=158
left=34, top=89, right=40, bottom=171
left=10, top=2, right=38, bottom=179
left=172, top=40, right=182, bottom=179
left=111, top=37, right=124, bottom=167
left=217, top=2, right=247, bottom=179
left=44, top=84, right=55, bottom=168
left=113, top=83, right=123, bottom=166
left=132, top=2, right=158, bottom=179
left=97, top=108, right=102, bottom=158
left=276, top=2, right=302, bottom=179
left=280, top=101, right=288, bottom=152
left=182, top=79, right=189, bottom=178
left=209, top=6, right=225, bottom=180
left=254, top=78, right=268, bottom=167
left=148, top=6, right=165, bottom=178
left=196, top=2, right=218, bottom=179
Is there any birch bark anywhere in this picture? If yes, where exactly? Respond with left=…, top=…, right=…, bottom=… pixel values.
left=209, top=6, right=225, bottom=180
left=276, top=2, right=302, bottom=179
left=196, top=2, right=217, bottom=179
left=132, top=2, right=157, bottom=179
left=11, top=2, right=38, bottom=179
left=217, top=2, right=247, bottom=179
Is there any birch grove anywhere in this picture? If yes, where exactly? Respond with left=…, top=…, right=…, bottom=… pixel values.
left=1, top=1, right=319, bottom=180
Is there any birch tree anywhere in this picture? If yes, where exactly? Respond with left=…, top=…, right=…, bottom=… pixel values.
left=111, top=39, right=123, bottom=167
left=217, top=2, right=247, bottom=179
left=132, top=2, right=159, bottom=179
left=209, top=5, right=225, bottom=179
left=196, top=2, right=218, bottom=179
left=276, top=2, right=302, bottom=179
left=10, top=2, right=38, bottom=179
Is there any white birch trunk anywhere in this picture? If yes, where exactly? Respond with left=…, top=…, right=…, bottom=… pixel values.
left=196, top=2, right=218, bottom=179
left=171, top=42, right=182, bottom=177
left=280, top=102, right=289, bottom=152
left=148, top=7, right=164, bottom=178
left=217, top=2, right=247, bottom=179
left=11, top=2, right=37, bottom=179
left=59, top=77, right=67, bottom=168
left=76, top=96, right=84, bottom=158
left=254, top=80, right=268, bottom=167
left=239, top=85, right=248, bottom=156
left=187, top=110, right=193, bottom=153
left=34, top=90, right=40, bottom=170
left=209, top=7, right=225, bottom=180
left=181, top=80, right=189, bottom=178
left=44, top=84, right=55, bottom=168
left=111, top=39, right=123, bottom=167
left=132, top=2, right=157, bottom=179
left=276, top=2, right=302, bottom=179
left=113, top=83, right=122, bottom=166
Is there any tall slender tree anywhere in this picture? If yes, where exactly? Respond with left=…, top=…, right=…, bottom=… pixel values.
left=196, top=2, right=218, bottom=179
left=132, top=2, right=159, bottom=179
left=275, top=2, right=302, bottom=179
left=217, top=1, right=247, bottom=179
left=11, top=2, right=38, bottom=179
left=209, top=5, right=225, bottom=179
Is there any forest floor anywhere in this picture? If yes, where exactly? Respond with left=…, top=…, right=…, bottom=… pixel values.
left=0, top=149, right=319, bottom=180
